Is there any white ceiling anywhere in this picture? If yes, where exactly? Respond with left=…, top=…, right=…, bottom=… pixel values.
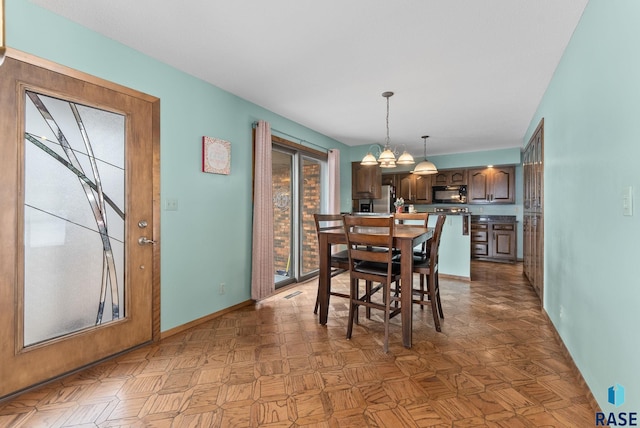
left=32, top=0, right=588, bottom=156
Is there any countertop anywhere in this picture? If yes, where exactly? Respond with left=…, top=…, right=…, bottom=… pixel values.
left=471, top=215, right=517, bottom=222
left=427, top=212, right=471, bottom=216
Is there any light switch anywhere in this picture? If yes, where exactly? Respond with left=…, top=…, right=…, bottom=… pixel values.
left=622, top=186, right=633, bottom=216
left=165, top=198, right=179, bottom=211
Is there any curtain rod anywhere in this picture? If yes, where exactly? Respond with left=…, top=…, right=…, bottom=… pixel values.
left=252, top=121, right=332, bottom=153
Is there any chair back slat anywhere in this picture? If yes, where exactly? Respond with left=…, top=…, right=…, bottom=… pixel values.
left=343, top=215, right=395, bottom=269
left=313, top=213, right=344, bottom=236
left=394, top=212, right=429, bottom=226
left=394, top=212, right=429, bottom=256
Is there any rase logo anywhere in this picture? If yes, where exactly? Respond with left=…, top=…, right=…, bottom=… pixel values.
left=596, top=384, right=637, bottom=426
left=610, top=384, right=626, bottom=408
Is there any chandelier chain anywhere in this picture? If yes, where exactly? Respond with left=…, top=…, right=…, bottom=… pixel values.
left=385, top=96, right=390, bottom=147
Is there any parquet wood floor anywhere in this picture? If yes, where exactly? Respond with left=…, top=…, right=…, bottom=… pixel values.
left=0, top=262, right=597, bottom=427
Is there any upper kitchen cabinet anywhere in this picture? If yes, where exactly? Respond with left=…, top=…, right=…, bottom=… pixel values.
left=432, top=169, right=467, bottom=186
left=397, top=173, right=415, bottom=203
left=352, top=162, right=381, bottom=199
left=467, top=166, right=515, bottom=204
left=381, top=174, right=397, bottom=187
left=414, top=174, right=432, bottom=204
left=391, top=173, right=432, bottom=204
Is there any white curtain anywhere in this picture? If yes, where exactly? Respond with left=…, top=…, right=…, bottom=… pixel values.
left=327, top=149, right=340, bottom=214
left=251, top=120, right=275, bottom=300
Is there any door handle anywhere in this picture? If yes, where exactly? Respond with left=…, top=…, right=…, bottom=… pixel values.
left=138, top=236, right=156, bottom=245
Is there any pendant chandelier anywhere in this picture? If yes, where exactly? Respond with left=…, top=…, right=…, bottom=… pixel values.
left=411, top=135, right=438, bottom=175
left=361, top=91, right=414, bottom=168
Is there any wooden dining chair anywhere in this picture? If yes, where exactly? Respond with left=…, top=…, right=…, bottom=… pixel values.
left=394, top=212, right=430, bottom=261
left=343, top=215, right=401, bottom=352
left=411, top=214, right=446, bottom=331
left=313, top=214, right=350, bottom=315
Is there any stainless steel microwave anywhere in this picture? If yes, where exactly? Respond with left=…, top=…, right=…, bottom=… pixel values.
left=432, top=185, right=467, bottom=204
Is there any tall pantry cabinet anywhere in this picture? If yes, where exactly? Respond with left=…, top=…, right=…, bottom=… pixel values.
left=523, top=119, right=544, bottom=301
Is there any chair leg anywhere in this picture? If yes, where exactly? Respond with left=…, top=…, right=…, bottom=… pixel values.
left=354, top=279, right=360, bottom=325
left=365, top=280, right=372, bottom=319
left=418, top=274, right=425, bottom=310
left=383, top=282, right=390, bottom=353
left=346, top=277, right=358, bottom=339
left=427, top=274, right=441, bottom=332
left=435, top=273, right=444, bottom=319
left=313, top=290, right=320, bottom=314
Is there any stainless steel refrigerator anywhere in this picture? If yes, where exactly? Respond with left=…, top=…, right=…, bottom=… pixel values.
left=372, top=185, right=393, bottom=214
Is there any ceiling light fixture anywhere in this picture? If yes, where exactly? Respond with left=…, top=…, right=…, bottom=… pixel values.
left=361, top=91, right=414, bottom=168
left=411, top=135, right=438, bottom=175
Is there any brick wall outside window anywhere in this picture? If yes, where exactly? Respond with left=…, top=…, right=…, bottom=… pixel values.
left=272, top=162, right=321, bottom=276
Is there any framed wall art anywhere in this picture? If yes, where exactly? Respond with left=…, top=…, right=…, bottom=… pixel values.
left=202, top=136, right=231, bottom=175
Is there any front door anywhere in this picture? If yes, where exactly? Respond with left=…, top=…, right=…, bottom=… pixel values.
left=0, top=52, right=160, bottom=398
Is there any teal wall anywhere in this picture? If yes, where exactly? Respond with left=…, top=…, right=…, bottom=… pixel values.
left=428, top=215, right=471, bottom=279
left=524, top=0, right=640, bottom=411
left=6, top=0, right=351, bottom=331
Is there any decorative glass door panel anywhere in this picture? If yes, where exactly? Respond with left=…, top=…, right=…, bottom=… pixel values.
left=24, top=91, right=125, bottom=346
left=0, top=53, right=157, bottom=399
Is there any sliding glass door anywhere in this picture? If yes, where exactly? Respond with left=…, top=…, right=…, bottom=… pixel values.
left=272, top=149, right=293, bottom=285
left=272, top=145, right=325, bottom=288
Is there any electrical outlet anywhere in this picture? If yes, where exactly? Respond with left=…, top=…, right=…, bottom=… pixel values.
left=165, top=198, right=179, bottom=211
left=623, top=186, right=633, bottom=216
left=219, top=282, right=225, bottom=295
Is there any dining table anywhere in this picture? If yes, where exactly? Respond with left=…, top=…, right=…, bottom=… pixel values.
left=317, top=222, right=433, bottom=348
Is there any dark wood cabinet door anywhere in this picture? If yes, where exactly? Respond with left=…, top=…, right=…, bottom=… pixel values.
left=414, top=174, right=432, bottom=203
left=352, top=162, right=381, bottom=199
left=433, top=169, right=467, bottom=186
left=449, top=169, right=467, bottom=185
left=432, top=172, right=449, bottom=186
left=492, top=224, right=516, bottom=260
left=381, top=174, right=396, bottom=187
left=397, top=173, right=415, bottom=202
left=468, top=169, right=491, bottom=203
left=468, top=166, right=515, bottom=204
left=491, top=167, right=515, bottom=203
left=471, top=221, right=516, bottom=262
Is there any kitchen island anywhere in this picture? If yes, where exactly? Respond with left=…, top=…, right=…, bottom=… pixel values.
left=427, top=212, right=471, bottom=280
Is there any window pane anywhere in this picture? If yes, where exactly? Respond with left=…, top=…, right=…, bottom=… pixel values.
left=301, top=158, right=321, bottom=276
left=272, top=150, right=293, bottom=285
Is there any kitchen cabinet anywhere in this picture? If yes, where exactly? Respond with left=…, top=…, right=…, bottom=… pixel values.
left=471, top=217, right=517, bottom=263
left=523, top=119, right=544, bottom=300
left=432, top=169, right=467, bottom=186
left=397, top=173, right=414, bottom=202
left=414, top=174, right=432, bottom=204
left=467, top=166, right=515, bottom=204
left=381, top=174, right=396, bottom=188
left=388, top=173, right=432, bottom=204
left=352, top=162, right=381, bottom=199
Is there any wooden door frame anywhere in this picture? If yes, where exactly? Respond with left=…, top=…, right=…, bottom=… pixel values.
left=3, top=47, right=161, bottom=353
